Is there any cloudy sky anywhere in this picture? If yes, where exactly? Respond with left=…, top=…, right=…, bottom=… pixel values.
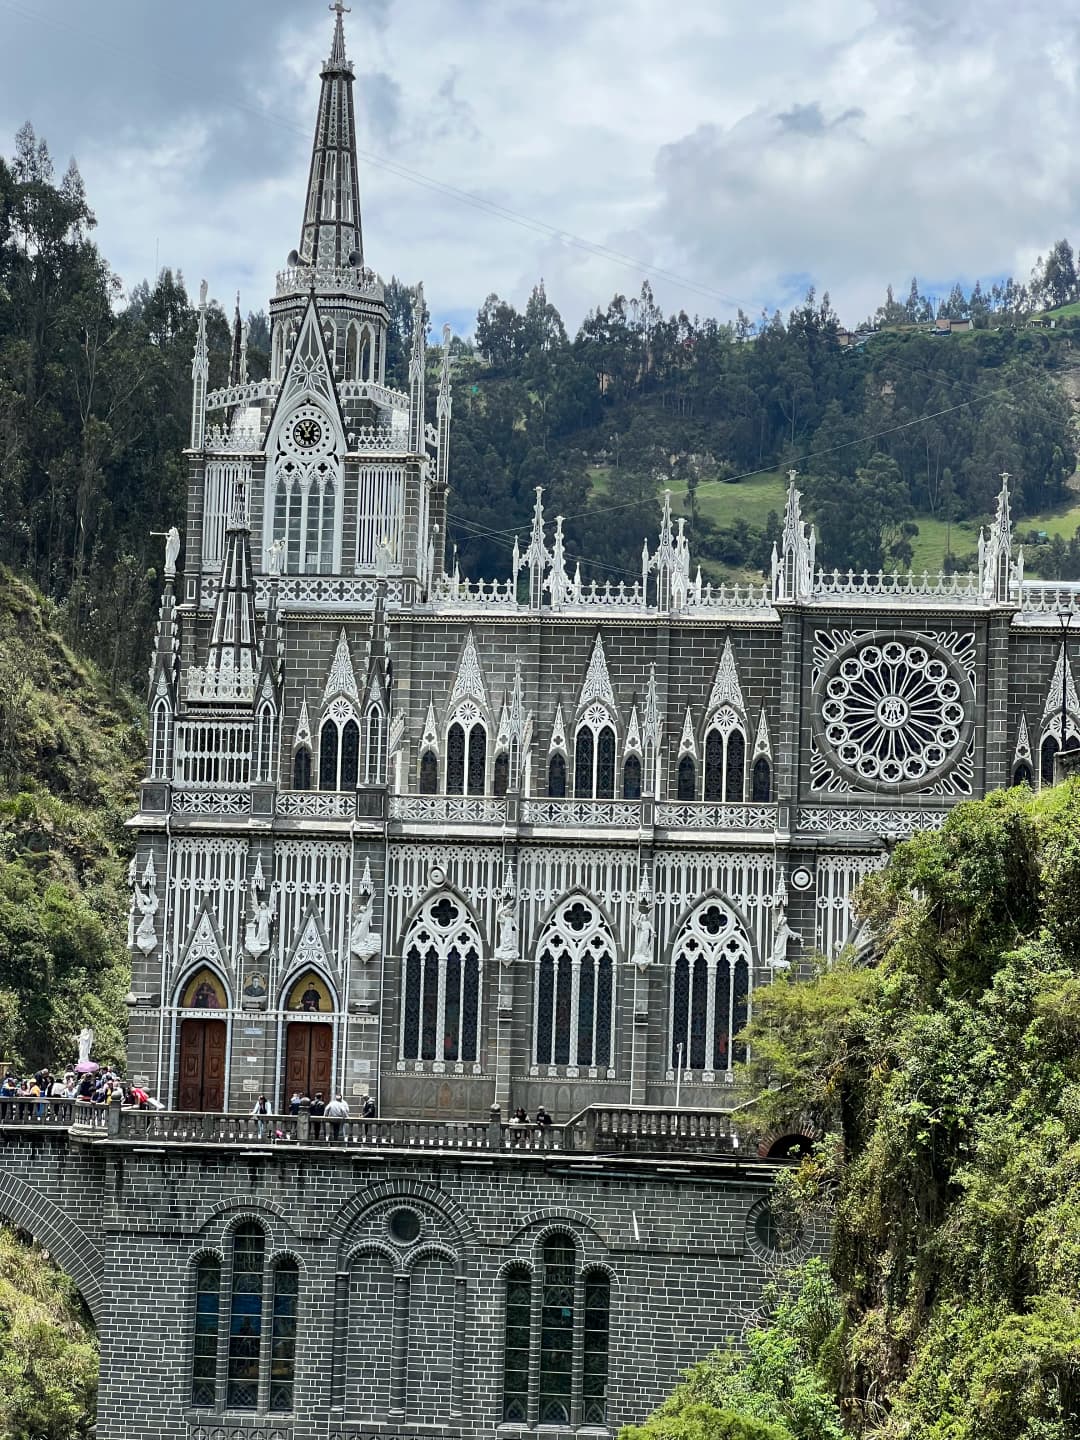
left=0, top=0, right=1075, bottom=334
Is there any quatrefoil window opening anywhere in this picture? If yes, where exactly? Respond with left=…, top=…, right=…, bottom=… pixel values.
left=818, top=637, right=968, bottom=789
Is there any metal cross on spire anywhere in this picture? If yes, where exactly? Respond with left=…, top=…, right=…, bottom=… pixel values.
left=329, top=1, right=351, bottom=14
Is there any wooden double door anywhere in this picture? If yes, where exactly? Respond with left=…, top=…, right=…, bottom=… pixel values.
left=178, top=1019, right=227, bottom=1111
left=283, top=1022, right=333, bottom=1109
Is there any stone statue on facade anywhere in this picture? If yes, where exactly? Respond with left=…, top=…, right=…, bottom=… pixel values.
left=769, top=900, right=803, bottom=971
left=164, top=526, right=181, bottom=580
left=244, top=877, right=276, bottom=961
left=350, top=863, right=382, bottom=961
left=631, top=905, right=655, bottom=970
left=134, top=860, right=159, bottom=956
left=494, top=892, right=519, bottom=966
left=268, top=538, right=286, bottom=577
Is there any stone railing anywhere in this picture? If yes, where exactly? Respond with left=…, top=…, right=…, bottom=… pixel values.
left=655, top=801, right=777, bottom=831
left=205, top=422, right=263, bottom=454
left=275, top=264, right=384, bottom=302
left=346, top=424, right=410, bottom=455
left=105, top=1104, right=743, bottom=1155
left=521, top=799, right=643, bottom=828
left=811, top=566, right=983, bottom=602
left=797, top=805, right=947, bottom=837
left=199, top=575, right=406, bottom=611
left=278, top=792, right=355, bottom=820
left=1015, top=580, right=1080, bottom=616
left=389, top=795, right=509, bottom=825
left=0, top=1097, right=109, bottom=1128
left=206, top=378, right=278, bottom=412
left=429, top=575, right=520, bottom=609
left=339, top=379, right=410, bottom=411
left=686, top=579, right=774, bottom=611
left=173, top=790, right=252, bottom=817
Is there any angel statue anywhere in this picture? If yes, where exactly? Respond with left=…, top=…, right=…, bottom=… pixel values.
left=494, top=891, right=519, bottom=966
left=631, top=904, right=655, bottom=970
left=244, top=879, right=276, bottom=960
left=769, top=900, right=803, bottom=971
left=350, top=888, right=381, bottom=961
left=164, top=526, right=181, bottom=579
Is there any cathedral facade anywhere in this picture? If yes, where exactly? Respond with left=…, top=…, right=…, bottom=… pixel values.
left=127, top=10, right=1078, bottom=1128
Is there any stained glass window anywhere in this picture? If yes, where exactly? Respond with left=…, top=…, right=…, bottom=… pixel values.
left=400, top=897, right=483, bottom=1064
left=538, top=1238, right=575, bottom=1424
left=190, top=1254, right=221, bottom=1407
left=732, top=956, right=750, bottom=1064
left=726, top=731, right=745, bottom=802
left=268, top=1260, right=299, bottom=1413
left=596, top=727, right=616, bottom=799
left=582, top=1270, right=610, bottom=1423
left=535, top=899, right=615, bottom=1070
left=467, top=723, right=487, bottom=796
left=574, top=729, right=593, bottom=798
left=293, top=745, right=312, bottom=791
left=493, top=751, right=509, bottom=797
left=622, top=754, right=641, bottom=800
left=668, top=902, right=753, bottom=1077
left=318, top=724, right=339, bottom=790
left=502, top=1266, right=532, bottom=1422
left=447, top=723, right=466, bottom=794
left=419, top=750, right=438, bottom=794
left=340, top=718, right=360, bottom=789
left=704, top=731, right=723, bottom=801
left=677, top=755, right=696, bottom=800
left=752, top=757, right=771, bottom=801
left=548, top=753, right=566, bottom=797
left=226, top=1224, right=265, bottom=1409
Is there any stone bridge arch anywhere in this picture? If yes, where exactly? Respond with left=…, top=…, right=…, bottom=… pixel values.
left=0, top=1166, right=104, bottom=1324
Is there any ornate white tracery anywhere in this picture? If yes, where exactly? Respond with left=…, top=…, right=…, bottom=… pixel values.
left=399, top=892, right=483, bottom=1069
left=1039, top=644, right=1080, bottom=785
left=276, top=840, right=351, bottom=980
left=668, top=900, right=753, bottom=1079
left=533, top=895, right=616, bottom=1075
left=578, top=634, right=615, bottom=710
left=1012, top=713, right=1033, bottom=786
left=574, top=701, right=618, bottom=800
left=813, top=631, right=974, bottom=794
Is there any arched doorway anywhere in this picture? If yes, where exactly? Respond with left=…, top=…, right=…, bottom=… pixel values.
left=282, top=971, right=334, bottom=1108
left=177, top=969, right=228, bottom=1112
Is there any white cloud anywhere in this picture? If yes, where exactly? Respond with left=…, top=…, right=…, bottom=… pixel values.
left=2, top=0, right=1079, bottom=333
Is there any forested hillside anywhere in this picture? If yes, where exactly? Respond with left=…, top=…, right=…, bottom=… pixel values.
left=623, top=782, right=1080, bottom=1440
left=0, top=567, right=142, bottom=1071
left=5, top=126, right=1080, bottom=695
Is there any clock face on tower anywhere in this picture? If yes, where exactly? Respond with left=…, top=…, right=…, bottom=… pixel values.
left=292, top=416, right=323, bottom=449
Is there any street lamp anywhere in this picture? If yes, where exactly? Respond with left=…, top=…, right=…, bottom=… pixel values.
left=1057, top=608, right=1076, bottom=777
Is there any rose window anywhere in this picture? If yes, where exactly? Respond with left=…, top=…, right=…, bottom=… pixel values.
left=817, top=637, right=968, bottom=788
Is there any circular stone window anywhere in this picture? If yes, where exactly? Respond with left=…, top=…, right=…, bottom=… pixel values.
left=387, top=1207, right=422, bottom=1245
left=814, top=634, right=972, bottom=793
left=745, top=1197, right=808, bottom=1261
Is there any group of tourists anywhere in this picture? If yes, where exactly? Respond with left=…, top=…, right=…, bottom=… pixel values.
left=0, top=1064, right=161, bottom=1116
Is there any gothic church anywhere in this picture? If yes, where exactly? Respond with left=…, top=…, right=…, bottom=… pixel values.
left=128, top=8, right=1077, bottom=1126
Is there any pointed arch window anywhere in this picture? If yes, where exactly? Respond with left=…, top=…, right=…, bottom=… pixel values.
left=293, top=745, right=312, bottom=791
left=548, top=753, right=567, bottom=798
left=256, top=701, right=277, bottom=784
left=419, top=750, right=438, bottom=794
left=502, top=1265, right=532, bottom=1422
left=534, top=897, right=615, bottom=1072
left=270, top=403, right=342, bottom=575
left=319, top=706, right=359, bottom=790
left=269, top=1258, right=299, bottom=1413
left=622, top=754, right=642, bottom=800
left=752, top=756, right=771, bottom=802
left=446, top=708, right=487, bottom=795
left=670, top=901, right=752, bottom=1077
left=400, top=893, right=482, bottom=1064
left=574, top=704, right=617, bottom=799
left=677, top=755, right=696, bottom=800
left=364, top=707, right=384, bottom=785
left=151, top=697, right=172, bottom=780
left=539, top=1236, right=575, bottom=1424
left=703, top=708, right=746, bottom=801
left=493, top=751, right=510, bottom=797
left=582, top=1269, right=611, bottom=1423
left=345, top=322, right=359, bottom=380
left=1013, top=760, right=1033, bottom=787
left=1042, top=735, right=1060, bottom=787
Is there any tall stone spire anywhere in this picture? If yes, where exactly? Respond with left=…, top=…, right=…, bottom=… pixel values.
left=297, top=3, right=363, bottom=271
left=186, top=474, right=261, bottom=703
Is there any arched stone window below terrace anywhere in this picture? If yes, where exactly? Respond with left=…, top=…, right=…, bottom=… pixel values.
left=534, top=897, right=615, bottom=1071
left=548, top=753, right=567, bottom=798
left=401, top=893, right=482, bottom=1064
left=669, top=900, right=752, bottom=1076
left=1013, top=760, right=1033, bottom=788
left=501, top=1238, right=611, bottom=1426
